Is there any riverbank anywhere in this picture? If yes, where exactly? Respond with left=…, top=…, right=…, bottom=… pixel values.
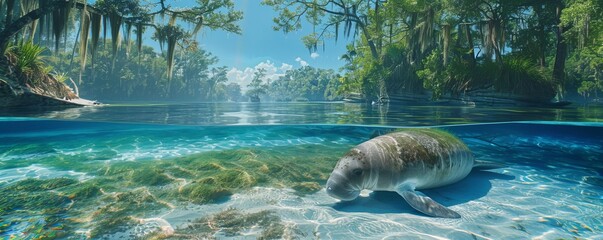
left=0, top=66, right=98, bottom=108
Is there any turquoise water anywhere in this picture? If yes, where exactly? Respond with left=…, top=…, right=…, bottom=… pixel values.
left=1, top=103, right=603, bottom=239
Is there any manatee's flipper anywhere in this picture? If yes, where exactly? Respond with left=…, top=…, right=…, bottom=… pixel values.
left=395, top=185, right=461, bottom=218
left=473, top=160, right=506, bottom=170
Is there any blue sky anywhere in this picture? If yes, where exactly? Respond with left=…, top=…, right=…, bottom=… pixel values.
left=162, top=0, right=351, bottom=89
left=197, top=1, right=348, bottom=69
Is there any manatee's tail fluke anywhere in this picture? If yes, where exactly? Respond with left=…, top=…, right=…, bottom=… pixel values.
left=473, top=160, right=506, bottom=170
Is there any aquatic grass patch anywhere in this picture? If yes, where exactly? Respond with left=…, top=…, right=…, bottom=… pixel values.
left=163, top=208, right=297, bottom=239
left=0, top=178, right=77, bottom=238
left=151, top=146, right=341, bottom=203
left=0, top=144, right=347, bottom=238
left=87, top=188, right=174, bottom=237
left=83, top=146, right=340, bottom=236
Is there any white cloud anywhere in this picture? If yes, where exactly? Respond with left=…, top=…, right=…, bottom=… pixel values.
left=227, top=60, right=289, bottom=93
left=295, top=57, right=309, bottom=67
left=310, top=52, right=320, bottom=59
left=280, top=63, right=293, bottom=72
left=227, top=67, right=254, bottom=92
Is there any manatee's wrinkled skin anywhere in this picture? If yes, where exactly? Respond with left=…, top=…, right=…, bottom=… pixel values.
left=326, top=129, right=476, bottom=218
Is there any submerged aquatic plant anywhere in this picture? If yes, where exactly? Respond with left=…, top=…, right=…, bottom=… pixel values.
left=164, top=208, right=293, bottom=239
left=0, top=144, right=344, bottom=238
left=0, top=178, right=77, bottom=238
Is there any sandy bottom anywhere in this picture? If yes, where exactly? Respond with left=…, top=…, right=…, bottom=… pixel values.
left=111, top=166, right=602, bottom=239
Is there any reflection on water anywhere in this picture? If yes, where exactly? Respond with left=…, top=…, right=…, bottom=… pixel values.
left=1, top=102, right=603, bottom=126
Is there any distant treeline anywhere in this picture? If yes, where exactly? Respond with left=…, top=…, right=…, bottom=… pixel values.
left=49, top=39, right=341, bottom=102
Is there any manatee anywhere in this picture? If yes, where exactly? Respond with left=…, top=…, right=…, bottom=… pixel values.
left=326, top=129, right=502, bottom=218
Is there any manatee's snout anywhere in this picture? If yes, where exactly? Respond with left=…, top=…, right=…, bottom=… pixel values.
left=326, top=172, right=360, bottom=201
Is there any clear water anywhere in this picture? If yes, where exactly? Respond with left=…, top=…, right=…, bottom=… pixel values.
left=1, top=102, right=602, bottom=126
left=1, top=103, right=603, bottom=239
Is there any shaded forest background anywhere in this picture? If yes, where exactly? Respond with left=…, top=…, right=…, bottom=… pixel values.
left=1, top=0, right=601, bottom=103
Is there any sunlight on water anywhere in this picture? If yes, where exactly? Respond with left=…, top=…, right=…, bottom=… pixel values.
left=0, top=119, right=602, bottom=239
left=1, top=102, right=602, bottom=126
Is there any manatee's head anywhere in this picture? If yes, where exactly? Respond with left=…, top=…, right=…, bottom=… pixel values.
left=326, top=148, right=370, bottom=201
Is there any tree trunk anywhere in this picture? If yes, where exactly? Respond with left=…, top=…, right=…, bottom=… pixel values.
left=357, top=18, right=382, bottom=99
left=463, top=23, right=476, bottom=68
left=553, top=2, right=568, bottom=100
left=361, top=28, right=379, bottom=60
left=533, top=4, right=547, bottom=67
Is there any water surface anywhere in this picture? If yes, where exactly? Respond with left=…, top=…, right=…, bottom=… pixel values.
left=1, top=102, right=602, bottom=126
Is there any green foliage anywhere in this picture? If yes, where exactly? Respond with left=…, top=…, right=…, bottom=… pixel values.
left=577, top=80, right=601, bottom=99
left=268, top=66, right=342, bottom=101
left=225, top=82, right=244, bottom=102
left=359, top=59, right=388, bottom=100
left=338, top=43, right=388, bottom=101
left=49, top=39, right=239, bottom=101
left=53, top=72, right=69, bottom=83
left=497, top=57, right=555, bottom=100
left=94, top=0, right=146, bottom=18
left=417, top=50, right=447, bottom=99
left=180, top=0, right=243, bottom=34
left=247, top=68, right=268, bottom=102
left=204, top=66, right=230, bottom=101
left=264, top=0, right=603, bottom=103
left=5, top=41, right=49, bottom=76
left=561, top=0, right=602, bottom=48
left=4, top=41, right=52, bottom=85
left=418, top=47, right=556, bottom=101
left=302, top=33, right=322, bottom=53
left=567, top=47, right=603, bottom=100
left=561, top=0, right=603, bottom=100
left=263, top=1, right=375, bottom=55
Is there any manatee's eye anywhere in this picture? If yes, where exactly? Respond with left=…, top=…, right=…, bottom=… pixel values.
left=352, top=168, right=363, bottom=176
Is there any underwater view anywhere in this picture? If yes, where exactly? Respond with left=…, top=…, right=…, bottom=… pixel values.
left=1, top=0, right=603, bottom=239
left=1, top=103, right=603, bottom=239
